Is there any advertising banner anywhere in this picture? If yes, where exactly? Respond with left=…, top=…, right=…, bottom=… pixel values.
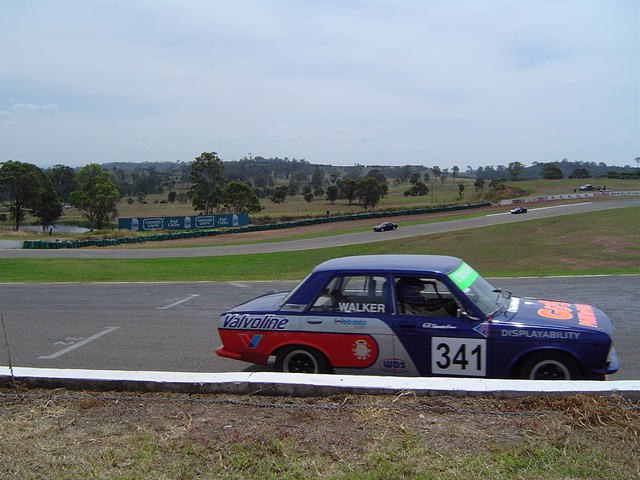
left=118, top=214, right=249, bottom=231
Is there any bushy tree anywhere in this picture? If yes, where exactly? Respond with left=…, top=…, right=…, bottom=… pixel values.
left=32, top=181, right=63, bottom=231
left=508, top=162, right=525, bottom=181
left=326, top=185, right=338, bottom=204
left=222, top=181, right=261, bottom=214
left=570, top=167, right=591, bottom=179
left=70, top=164, right=120, bottom=230
left=339, top=178, right=357, bottom=205
left=404, top=181, right=429, bottom=197
left=47, top=164, right=77, bottom=203
left=270, top=185, right=288, bottom=204
left=356, top=177, right=384, bottom=209
left=0, top=160, right=50, bottom=230
left=542, top=163, right=563, bottom=179
left=189, top=152, right=225, bottom=214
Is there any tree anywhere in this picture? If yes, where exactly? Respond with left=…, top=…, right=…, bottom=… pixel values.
left=452, top=166, right=460, bottom=181
left=0, top=160, right=48, bottom=230
left=269, top=185, right=288, bottom=204
left=310, top=165, right=324, bottom=191
left=457, top=183, right=465, bottom=199
left=48, top=164, right=77, bottom=203
left=432, top=166, right=442, bottom=183
left=189, top=152, right=225, bottom=214
left=356, top=177, right=384, bottom=209
left=32, top=180, right=63, bottom=231
left=339, top=178, right=357, bottom=205
left=404, top=181, right=429, bottom=197
left=222, top=181, right=261, bottom=214
left=69, top=164, right=120, bottom=229
left=398, top=165, right=412, bottom=184
left=570, top=167, right=591, bottom=179
left=474, top=178, right=485, bottom=191
left=326, top=185, right=338, bottom=204
left=542, top=163, right=563, bottom=180
left=366, top=168, right=387, bottom=185
left=507, top=162, right=525, bottom=181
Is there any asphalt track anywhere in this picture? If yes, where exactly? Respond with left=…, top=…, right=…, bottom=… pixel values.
left=0, top=277, right=637, bottom=380
left=1, top=198, right=637, bottom=381
left=1, top=198, right=639, bottom=258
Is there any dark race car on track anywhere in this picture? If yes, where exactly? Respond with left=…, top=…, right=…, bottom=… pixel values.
left=216, top=255, right=618, bottom=380
left=373, top=221, right=398, bottom=232
left=510, top=207, right=527, bottom=214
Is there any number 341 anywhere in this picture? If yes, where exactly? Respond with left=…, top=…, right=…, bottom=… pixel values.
left=431, top=337, right=486, bottom=376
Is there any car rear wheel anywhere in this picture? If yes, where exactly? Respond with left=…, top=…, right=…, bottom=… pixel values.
left=518, top=351, right=581, bottom=380
left=275, top=346, right=331, bottom=374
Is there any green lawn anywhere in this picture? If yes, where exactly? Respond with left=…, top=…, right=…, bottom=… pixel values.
left=3, top=207, right=638, bottom=282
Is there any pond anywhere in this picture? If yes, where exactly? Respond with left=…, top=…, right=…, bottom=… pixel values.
left=21, top=224, right=90, bottom=234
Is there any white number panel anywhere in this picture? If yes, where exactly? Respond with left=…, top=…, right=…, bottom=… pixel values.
left=431, top=337, right=487, bottom=376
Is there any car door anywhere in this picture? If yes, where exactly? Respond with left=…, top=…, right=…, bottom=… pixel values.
left=391, top=275, right=487, bottom=377
left=306, top=273, right=396, bottom=373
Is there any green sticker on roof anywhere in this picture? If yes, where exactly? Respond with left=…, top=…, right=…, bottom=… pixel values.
left=448, top=262, right=478, bottom=290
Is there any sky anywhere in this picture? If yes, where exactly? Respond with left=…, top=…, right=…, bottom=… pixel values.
left=1, top=0, right=639, bottom=169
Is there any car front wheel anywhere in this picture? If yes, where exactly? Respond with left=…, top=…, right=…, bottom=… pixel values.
left=517, top=351, right=581, bottom=380
left=275, top=346, right=332, bottom=374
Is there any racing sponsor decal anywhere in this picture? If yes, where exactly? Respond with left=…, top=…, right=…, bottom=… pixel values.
left=338, top=302, right=385, bottom=313
left=448, top=262, right=479, bottom=291
left=380, top=358, right=410, bottom=373
left=352, top=339, right=373, bottom=360
left=422, top=322, right=457, bottom=330
left=576, top=304, right=597, bottom=327
left=501, top=329, right=580, bottom=340
left=222, top=314, right=289, bottom=330
left=239, top=333, right=263, bottom=348
left=536, top=301, right=599, bottom=327
left=431, top=337, right=486, bottom=376
left=473, top=322, right=490, bottom=338
left=335, top=318, right=368, bottom=326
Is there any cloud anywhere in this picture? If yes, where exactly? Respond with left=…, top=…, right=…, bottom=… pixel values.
left=10, top=102, right=59, bottom=112
left=0, top=0, right=638, bottom=168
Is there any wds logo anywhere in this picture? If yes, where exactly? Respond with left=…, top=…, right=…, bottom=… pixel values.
left=380, top=358, right=409, bottom=373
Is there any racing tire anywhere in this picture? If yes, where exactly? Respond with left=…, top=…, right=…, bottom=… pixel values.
left=275, top=346, right=332, bottom=374
left=517, top=351, right=582, bottom=380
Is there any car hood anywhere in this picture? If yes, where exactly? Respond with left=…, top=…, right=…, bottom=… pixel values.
left=499, top=296, right=614, bottom=336
left=226, top=291, right=290, bottom=313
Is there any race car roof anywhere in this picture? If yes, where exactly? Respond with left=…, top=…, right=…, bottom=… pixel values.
left=312, top=255, right=463, bottom=275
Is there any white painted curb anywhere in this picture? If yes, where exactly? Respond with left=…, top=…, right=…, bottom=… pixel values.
left=2, top=366, right=639, bottom=399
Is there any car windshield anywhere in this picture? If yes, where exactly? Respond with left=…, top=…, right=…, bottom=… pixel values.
left=447, top=262, right=510, bottom=316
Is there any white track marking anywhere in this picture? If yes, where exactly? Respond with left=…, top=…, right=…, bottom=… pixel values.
left=486, top=202, right=592, bottom=216
left=157, top=294, right=200, bottom=310
left=39, top=327, right=120, bottom=359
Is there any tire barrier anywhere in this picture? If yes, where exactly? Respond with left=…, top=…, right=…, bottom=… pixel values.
left=22, top=202, right=491, bottom=249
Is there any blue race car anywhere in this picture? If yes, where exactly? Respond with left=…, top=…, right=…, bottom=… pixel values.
left=216, top=255, right=618, bottom=380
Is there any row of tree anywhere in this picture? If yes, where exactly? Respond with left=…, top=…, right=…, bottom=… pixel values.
left=0, top=161, right=120, bottom=231
left=2, top=153, right=638, bottom=231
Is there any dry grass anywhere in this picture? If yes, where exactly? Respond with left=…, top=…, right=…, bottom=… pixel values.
left=1, top=388, right=638, bottom=479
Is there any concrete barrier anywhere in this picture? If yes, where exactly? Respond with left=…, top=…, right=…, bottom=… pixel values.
left=2, top=366, right=639, bottom=399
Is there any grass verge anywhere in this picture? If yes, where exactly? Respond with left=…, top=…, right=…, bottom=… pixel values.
left=1, top=390, right=638, bottom=479
left=2, top=207, right=638, bottom=282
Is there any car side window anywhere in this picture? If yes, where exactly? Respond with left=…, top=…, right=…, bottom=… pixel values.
left=395, top=277, right=460, bottom=317
left=309, top=275, right=389, bottom=314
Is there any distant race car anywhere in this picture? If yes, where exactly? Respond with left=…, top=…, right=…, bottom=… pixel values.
left=216, top=255, right=618, bottom=380
left=373, top=221, right=398, bottom=232
left=510, top=207, right=527, bottom=214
